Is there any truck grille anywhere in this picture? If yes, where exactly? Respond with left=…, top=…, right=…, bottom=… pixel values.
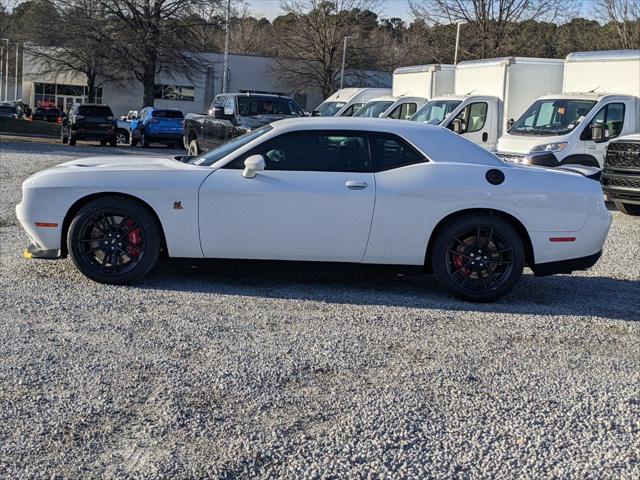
left=603, top=176, right=640, bottom=189
left=605, top=142, right=640, bottom=170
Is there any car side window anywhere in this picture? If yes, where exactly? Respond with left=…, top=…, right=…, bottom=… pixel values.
left=582, top=103, right=625, bottom=140
left=388, top=103, right=418, bottom=120
left=223, top=96, right=235, bottom=115
left=224, top=131, right=371, bottom=172
left=455, top=102, right=488, bottom=133
left=369, top=133, right=426, bottom=172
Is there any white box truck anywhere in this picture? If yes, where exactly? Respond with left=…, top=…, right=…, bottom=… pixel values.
left=312, top=88, right=391, bottom=117
left=411, top=57, right=564, bottom=149
left=362, top=64, right=455, bottom=120
left=496, top=50, right=640, bottom=168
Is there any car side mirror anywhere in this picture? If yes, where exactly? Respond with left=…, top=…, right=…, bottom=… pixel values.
left=591, top=123, right=607, bottom=143
left=311, top=110, right=320, bottom=117
left=452, top=118, right=466, bottom=134
left=507, top=118, right=515, bottom=130
left=242, top=154, right=265, bottom=179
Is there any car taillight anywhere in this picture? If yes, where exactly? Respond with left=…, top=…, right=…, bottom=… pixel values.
left=56, top=116, right=62, bottom=124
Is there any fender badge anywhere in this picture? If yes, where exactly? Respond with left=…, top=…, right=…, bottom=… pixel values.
left=173, top=201, right=183, bottom=210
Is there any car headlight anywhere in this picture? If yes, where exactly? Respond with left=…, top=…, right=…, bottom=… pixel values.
left=530, top=142, right=568, bottom=153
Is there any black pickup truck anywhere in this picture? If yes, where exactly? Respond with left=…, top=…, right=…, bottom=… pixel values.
left=602, top=134, right=640, bottom=216
left=183, top=93, right=305, bottom=155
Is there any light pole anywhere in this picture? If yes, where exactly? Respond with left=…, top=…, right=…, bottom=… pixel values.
left=221, top=0, right=231, bottom=93
left=454, top=21, right=467, bottom=65
left=0, top=41, right=4, bottom=102
left=340, top=35, right=354, bottom=90
left=14, top=42, right=20, bottom=101
left=2, top=39, right=9, bottom=102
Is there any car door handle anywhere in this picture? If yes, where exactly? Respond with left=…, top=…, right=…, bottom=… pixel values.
left=345, top=181, right=368, bottom=189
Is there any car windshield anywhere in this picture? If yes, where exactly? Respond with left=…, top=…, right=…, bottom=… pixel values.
left=152, top=109, right=183, bottom=118
left=78, top=106, right=113, bottom=117
left=314, top=101, right=346, bottom=116
left=237, top=97, right=303, bottom=116
left=411, top=100, right=461, bottom=124
left=354, top=101, right=394, bottom=118
left=510, top=99, right=597, bottom=136
left=188, top=125, right=273, bottom=166
left=0, top=106, right=17, bottom=113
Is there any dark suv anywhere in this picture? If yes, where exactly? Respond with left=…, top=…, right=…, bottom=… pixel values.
left=61, top=104, right=117, bottom=146
left=602, top=134, right=640, bottom=216
left=183, top=93, right=305, bottom=155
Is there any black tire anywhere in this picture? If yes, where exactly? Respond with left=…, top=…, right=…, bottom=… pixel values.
left=616, top=202, right=640, bottom=216
left=188, top=138, right=200, bottom=156
left=68, top=136, right=76, bottom=146
left=116, top=129, right=129, bottom=145
left=109, top=136, right=117, bottom=147
left=100, top=139, right=107, bottom=146
left=67, top=196, right=162, bottom=284
left=431, top=215, right=525, bottom=302
left=141, top=132, right=150, bottom=148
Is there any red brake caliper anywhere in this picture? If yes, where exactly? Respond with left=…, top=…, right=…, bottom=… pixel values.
left=125, top=219, right=142, bottom=258
left=452, top=253, right=470, bottom=276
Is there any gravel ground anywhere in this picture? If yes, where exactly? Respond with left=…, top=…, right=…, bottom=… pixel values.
left=1, top=139, right=639, bottom=479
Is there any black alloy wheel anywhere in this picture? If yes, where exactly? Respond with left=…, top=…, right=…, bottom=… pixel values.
left=68, top=196, right=161, bottom=284
left=432, top=215, right=525, bottom=302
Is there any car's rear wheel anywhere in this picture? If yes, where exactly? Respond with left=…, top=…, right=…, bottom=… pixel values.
left=616, top=202, right=640, bottom=216
left=188, top=139, right=200, bottom=156
left=116, top=129, right=128, bottom=145
left=67, top=196, right=161, bottom=284
left=68, top=136, right=76, bottom=146
left=432, top=215, right=525, bottom=302
left=109, top=136, right=117, bottom=147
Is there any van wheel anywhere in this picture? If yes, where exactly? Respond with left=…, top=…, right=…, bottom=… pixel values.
left=616, top=202, right=640, bottom=216
left=67, top=196, right=161, bottom=284
left=188, top=139, right=200, bottom=156
left=431, top=215, right=525, bottom=302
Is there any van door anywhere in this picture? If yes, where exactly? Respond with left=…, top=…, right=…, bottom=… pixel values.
left=451, top=102, right=492, bottom=148
left=580, top=102, right=626, bottom=168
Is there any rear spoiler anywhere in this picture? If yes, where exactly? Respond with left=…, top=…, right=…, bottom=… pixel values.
left=555, top=165, right=601, bottom=181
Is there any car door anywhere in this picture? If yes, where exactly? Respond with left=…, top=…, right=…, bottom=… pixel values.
left=452, top=102, right=491, bottom=147
left=198, top=130, right=376, bottom=262
left=581, top=102, right=626, bottom=166
left=204, top=96, right=232, bottom=150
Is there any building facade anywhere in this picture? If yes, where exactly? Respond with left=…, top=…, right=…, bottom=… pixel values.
left=2, top=47, right=391, bottom=116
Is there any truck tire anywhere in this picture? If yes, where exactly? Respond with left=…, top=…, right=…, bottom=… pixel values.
left=188, top=139, right=200, bottom=156
left=616, top=202, right=640, bottom=216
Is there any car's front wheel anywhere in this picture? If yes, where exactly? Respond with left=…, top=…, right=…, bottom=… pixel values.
left=67, top=196, right=161, bottom=284
left=188, top=139, right=200, bottom=156
left=616, top=202, right=640, bottom=216
left=431, top=215, right=525, bottom=302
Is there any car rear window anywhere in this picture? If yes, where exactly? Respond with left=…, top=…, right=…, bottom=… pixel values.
left=151, top=110, right=183, bottom=118
left=78, top=105, right=113, bottom=117
left=47, top=108, right=61, bottom=115
left=237, top=97, right=302, bottom=116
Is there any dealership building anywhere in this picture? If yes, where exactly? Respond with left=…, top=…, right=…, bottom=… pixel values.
left=0, top=45, right=390, bottom=115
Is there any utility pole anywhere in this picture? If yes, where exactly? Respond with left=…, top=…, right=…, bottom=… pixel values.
left=14, top=42, right=20, bottom=101
left=454, top=21, right=466, bottom=65
left=2, top=39, right=9, bottom=102
left=0, top=41, right=4, bottom=102
left=222, top=0, right=231, bottom=93
left=340, top=35, right=352, bottom=90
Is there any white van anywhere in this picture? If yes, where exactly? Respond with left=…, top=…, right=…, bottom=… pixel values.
left=412, top=57, right=564, bottom=150
left=496, top=50, right=640, bottom=168
left=313, top=88, right=391, bottom=117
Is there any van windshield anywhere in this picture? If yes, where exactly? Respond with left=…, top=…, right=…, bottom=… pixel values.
left=188, top=125, right=273, bottom=166
left=314, top=101, right=346, bottom=116
left=354, top=101, right=394, bottom=118
left=411, top=100, right=461, bottom=124
left=510, top=99, right=597, bottom=136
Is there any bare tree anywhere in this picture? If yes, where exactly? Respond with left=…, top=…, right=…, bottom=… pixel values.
left=595, top=0, right=640, bottom=48
left=409, top=0, right=569, bottom=59
left=271, top=0, right=383, bottom=98
left=95, top=0, right=223, bottom=107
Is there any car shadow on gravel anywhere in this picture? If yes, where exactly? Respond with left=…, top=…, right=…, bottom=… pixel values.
left=138, top=259, right=639, bottom=321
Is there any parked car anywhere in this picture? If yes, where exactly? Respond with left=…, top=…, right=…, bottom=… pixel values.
left=0, top=104, right=21, bottom=119
left=183, top=93, right=304, bottom=155
left=313, top=88, right=391, bottom=117
left=601, top=134, right=640, bottom=216
left=129, top=108, right=184, bottom=148
left=17, top=118, right=611, bottom=302
left=33, top=107, right=62, bottom=123
left=60, top=103, right=117, bottom=146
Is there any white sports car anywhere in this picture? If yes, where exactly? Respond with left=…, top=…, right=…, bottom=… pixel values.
left=17, top=118, right=611, bottom=302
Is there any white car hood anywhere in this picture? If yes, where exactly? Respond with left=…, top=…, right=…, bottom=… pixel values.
left=497, top=133, right=567, bottom=154
left=57, top=155, right=192, bottom=171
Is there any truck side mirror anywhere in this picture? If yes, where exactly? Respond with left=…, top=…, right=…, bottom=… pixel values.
left=452, top=118, right=466, bottom=134
left=507, top=118, right=515, bottom=130
left=591, top=123, right=607, bottom=143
